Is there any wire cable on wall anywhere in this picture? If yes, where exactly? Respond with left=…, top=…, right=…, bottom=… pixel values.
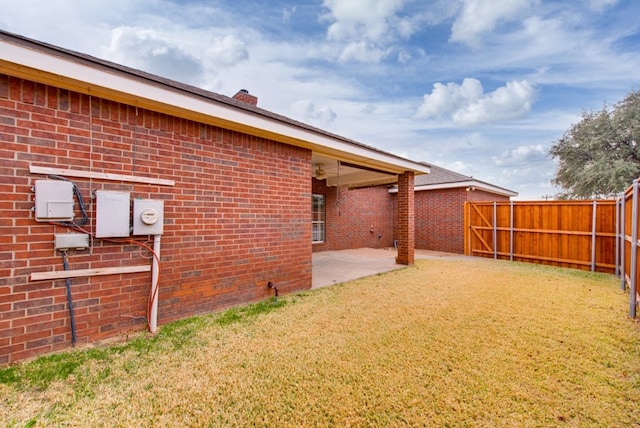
left=61, top=250, right=77, bottom=345
left=46, top=174, right=89, bottom=227
left=61, top=223, right=160, bottom=330
left=48, top=173, right=161, bottom=332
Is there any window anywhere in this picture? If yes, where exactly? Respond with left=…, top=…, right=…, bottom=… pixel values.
left=312, top=194, right=325, bottom=243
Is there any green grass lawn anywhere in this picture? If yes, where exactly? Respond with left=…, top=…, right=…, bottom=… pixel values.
left=2, top=258, right=639, bottom=427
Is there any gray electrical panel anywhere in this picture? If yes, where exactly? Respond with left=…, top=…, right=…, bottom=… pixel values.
left=95, top=190, right=131, bottom=238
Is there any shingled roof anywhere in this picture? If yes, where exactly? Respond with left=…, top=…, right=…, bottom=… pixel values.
left=414, top=164, right=472, bottom=186
left=412, top=163, right=517, bottom=197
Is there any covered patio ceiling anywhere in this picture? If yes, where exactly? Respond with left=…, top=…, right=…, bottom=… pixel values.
left=311, top=153, right=401, bottom=188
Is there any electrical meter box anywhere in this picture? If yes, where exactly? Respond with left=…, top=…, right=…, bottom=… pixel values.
left=133, top=199, right=164, bottom=235
left=34, top=180, right=75, bottom=222
left=95, top=190, right=131, bottom=238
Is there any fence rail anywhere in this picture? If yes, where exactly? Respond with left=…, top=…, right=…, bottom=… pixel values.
left=464, top=195, right=639, bottom=318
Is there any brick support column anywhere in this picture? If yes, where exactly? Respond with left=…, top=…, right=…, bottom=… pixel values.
left=396, top=171, right=415, bottom=265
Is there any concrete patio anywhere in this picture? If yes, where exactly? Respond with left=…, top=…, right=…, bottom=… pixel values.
left=312, top=248, right=471, bottom=288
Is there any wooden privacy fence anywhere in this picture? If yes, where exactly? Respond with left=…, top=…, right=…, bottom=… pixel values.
left=464, top=200, right=617, bottom=272
left=464, top=190, right=639, bottom=318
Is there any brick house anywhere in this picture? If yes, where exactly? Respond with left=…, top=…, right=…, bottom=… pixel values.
left=408, top=164, right=517, bottom=253
left=312, top=164, right=517, bottom=254
left=0, top=30, right=430, bottom=364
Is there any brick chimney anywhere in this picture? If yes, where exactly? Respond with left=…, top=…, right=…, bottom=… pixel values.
left=232, top=89, right=258, bottom=106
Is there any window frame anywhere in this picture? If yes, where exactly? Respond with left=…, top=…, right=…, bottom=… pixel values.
left=312, top=193, right=325, bottom=244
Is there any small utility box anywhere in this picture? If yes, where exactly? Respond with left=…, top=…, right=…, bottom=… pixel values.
left=55, top=233, right=89, bottom=250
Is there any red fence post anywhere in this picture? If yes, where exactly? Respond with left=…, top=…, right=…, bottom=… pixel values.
left=630, top=180, right=638, bottom=318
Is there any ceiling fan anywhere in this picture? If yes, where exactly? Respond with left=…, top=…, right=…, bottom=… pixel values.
left=314, top=163, right=328, bottom=180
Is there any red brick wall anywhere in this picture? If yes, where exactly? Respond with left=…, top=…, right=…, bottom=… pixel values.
left=0, top=74, right=312, bottom=364
left=311, top=179, right=394, bottom=251
left=414, top=187, right=510, bottom=254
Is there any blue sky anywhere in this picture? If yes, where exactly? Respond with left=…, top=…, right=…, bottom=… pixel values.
left=2, top=0, right=639, bottom=198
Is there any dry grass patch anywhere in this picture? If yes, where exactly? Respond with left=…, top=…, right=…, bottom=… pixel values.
left=2, top=258, right=639, bottom=427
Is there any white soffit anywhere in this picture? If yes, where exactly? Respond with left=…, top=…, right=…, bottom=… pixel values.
left=0, top=35, right=430, bottom=176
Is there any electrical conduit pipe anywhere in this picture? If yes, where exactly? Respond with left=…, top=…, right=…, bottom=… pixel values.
left=149, top=234, right=161, bottom=333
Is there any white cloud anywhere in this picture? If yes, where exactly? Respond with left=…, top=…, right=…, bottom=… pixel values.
left=397, top=50, right=412, bottom=64
left=105, top=25, right=248, bottom=90
left=292, top=100, right=337, bottom=127
left=338, top=41, right=390, bottom=63
left=493, top=144, right=547, bottom=166
left=206, top=35, right=249, bottom=66
left=321, top=0, right=414, bottom=63
left=282, top=6, right=297, bottom=22
left=106, top=27, right=204, bottom=84
left=450, top=0, right=540, bottom=47
left=454, top=80, right=538, bottom=125
left=449, top=160, right=474, bottom=175
left=416, top=78, right=538, bottom=126
left=323, top=0, right=407, bottom=41
left=588, top=0, right=619, bottom=12
left=415, top=78, right=483, bottom=120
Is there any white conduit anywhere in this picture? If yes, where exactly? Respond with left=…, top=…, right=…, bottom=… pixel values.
left=150, top=234, right=161, bottom=333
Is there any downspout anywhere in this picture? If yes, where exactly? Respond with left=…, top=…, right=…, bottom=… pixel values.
left=149, top=234, right=161, bottom=333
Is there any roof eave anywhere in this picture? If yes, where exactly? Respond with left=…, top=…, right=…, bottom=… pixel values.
left=0, top=31, right=430, bottom=176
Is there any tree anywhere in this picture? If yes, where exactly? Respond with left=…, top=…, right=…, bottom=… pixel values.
left=549, top=89, right=640, bottom=199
